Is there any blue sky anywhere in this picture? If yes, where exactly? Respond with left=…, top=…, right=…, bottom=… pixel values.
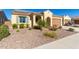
left=2, top=9, right=79, bottom=20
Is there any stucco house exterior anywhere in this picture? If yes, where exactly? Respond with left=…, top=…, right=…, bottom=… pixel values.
left=63, top=15, right=71, bottom=25
left=11, top=10, right=63, bottom=28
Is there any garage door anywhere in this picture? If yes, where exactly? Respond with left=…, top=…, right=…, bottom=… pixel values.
left=52, top=19, right=61, bottom=27
left=74, top=20, right=79, bottom=24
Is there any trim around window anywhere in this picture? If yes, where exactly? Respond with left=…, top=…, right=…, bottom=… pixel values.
left=19, top=16, right=26, bottom=23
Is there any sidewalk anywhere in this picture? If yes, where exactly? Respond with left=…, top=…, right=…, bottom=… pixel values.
left=35, top=33, right=79, bottom=49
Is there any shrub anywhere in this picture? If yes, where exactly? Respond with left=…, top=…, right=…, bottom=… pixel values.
left=37, top=19, right=43, bottom=27
left=0, top=25, right=10, bottom=41
left=67, top=28, right=74, bottom=32
left=43, top=31, right=57, bottom=38
left=45, top=20, right=50, bottom=28
left=19, top=24, right=25, bottom=29
left=42, top=20, right=46, bottom=27
left=49, top=26, right=58, bottom=31
left=0, top=24, right=2, bottom=26
left=33, top=26, right=42, bottom=30
left=16, top=29, right=20, bottom=32
left=12, top=24, right=18, bottom=29
left=52, top=25, right=58, bottom=31
left=37, top=19, right=46, bottom=27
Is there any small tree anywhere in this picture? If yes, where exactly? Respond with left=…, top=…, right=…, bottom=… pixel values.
left=42, top=20, right=46, bottom=27
left=45, top=20, right=50, bottom=28
left=37, top=19, right=46, bottom=30
left=37, top=19, right=45, bottom=27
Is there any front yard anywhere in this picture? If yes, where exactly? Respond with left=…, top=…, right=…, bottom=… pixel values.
left=0, top=28, right=76, bottom=49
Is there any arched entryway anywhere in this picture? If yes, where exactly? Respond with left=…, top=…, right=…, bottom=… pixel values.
left=46, top=17, right=51, bottom=26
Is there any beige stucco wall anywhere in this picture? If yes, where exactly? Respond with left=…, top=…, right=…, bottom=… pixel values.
left=27, top=16, right=32, bottom=27
left=33, top=15, right=37, bottom=26
left=43, top=10, right=53, bottom=26
left=11, top=14, right=32, bottom=27
left=11, top=15, right=31, bottom=24
left=11, top=15, right=18, bottom=24
left=63, top=15, right=71, bottom=24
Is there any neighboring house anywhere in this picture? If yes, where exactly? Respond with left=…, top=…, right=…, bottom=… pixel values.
left=72, top=17, right=79, bottom=24
left=0, top=11, right=8, bottom=24
left=63, top=15, right=71, bottom=25
left=11, top=10, right=63, bottom=28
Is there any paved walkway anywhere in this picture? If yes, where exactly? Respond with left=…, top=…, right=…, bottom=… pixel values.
left=35, top=33, right=79, bottom=49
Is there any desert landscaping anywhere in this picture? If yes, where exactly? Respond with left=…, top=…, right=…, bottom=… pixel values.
left=0, top=27, right=76, bottom=48
left=0, top=9, right=79, bottom=49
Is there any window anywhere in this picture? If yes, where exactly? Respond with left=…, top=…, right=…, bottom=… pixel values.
left=19, top=16, right=26, bottom=23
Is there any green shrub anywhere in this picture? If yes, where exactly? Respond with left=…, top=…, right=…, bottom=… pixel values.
left=12, top=24, right=18, bottom=29
left=49, top=26, right=58, bottom=31
left=42, top=20, right=46, bottom=27
left=0, top=24, right=2, bottom=26
left=67, top=28, right=74, bottom=32
left=37, top=19, right=46, bottom=27
left=33, top=26, right=42, bottom=30
left=45, top=20, right=50, bottom=28
left=19, top=24, right=25, bottom=29
left=0, top=25, right=10, bottom=41
left=44, top=31, right=57, bottom=38
left=16, top=29, right=20, bottom=32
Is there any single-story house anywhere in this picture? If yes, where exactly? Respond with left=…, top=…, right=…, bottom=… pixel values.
left=0, top=10, right=8, bottom=24
left=72, top=17, right=79, bottom=24
left=63, top=15, right=71, bottom=25
left=11, top=10, right=63, bottom=28
left=72, top=17, right=79, bottom=26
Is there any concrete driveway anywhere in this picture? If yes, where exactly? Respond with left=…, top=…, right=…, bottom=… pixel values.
left=62, top=26, right=79, bottom=32
left=35, top=33, right=79, bottom=49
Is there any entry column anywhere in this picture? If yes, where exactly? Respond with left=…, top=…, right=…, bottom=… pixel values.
left=33, top=15, right=37, bottom=26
